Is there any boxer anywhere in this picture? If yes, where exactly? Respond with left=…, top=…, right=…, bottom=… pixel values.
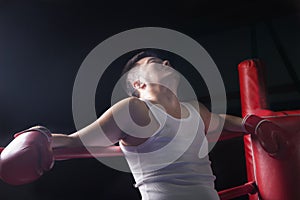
left=0, top=50, right=284, bottom=199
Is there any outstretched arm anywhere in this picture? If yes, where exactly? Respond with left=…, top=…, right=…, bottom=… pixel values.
left=50, top=96, right=157, bottom=158
left=217, top=114, right=244, bottom=133
left=0, top=97, right=156, bottom=185
left=189, top=101, right=246, bottom=141
left=51, top=97, right=133, bottom=150
left=0, top=108, right=127, bottom=186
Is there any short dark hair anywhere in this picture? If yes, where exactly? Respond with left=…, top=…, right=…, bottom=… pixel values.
left=122, top=50, right=160, bottom=76
left=122, top=50, right=162, bottom=97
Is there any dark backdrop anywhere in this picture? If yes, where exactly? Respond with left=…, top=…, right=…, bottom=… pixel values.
left=0, top=0, right=300, bottom=199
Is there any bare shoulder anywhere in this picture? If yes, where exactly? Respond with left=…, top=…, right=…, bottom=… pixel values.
left=111, top=97, right=150, bottom=126
left=111, top=97, right=146, bottom=110
left=111, top=97, right=159, bottom=146
left=187, top=100, right=211, bottom=133
left=128, top=97, right=151, bottom=126
left=187, top=100, right=211, bottom=115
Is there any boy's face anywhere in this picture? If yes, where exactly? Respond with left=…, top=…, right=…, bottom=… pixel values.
left=133, top=57, right=180, bottom=86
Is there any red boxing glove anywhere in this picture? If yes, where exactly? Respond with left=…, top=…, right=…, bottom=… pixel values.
left=0, top=126, right=54, bottom=185
left=242, top=115, right=283, bottom=155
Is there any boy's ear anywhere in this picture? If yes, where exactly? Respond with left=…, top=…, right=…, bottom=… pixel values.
left=162, top=60, right=170, bottom=66
left=133, top=80, right=146, bottom=89
left=140, top=83, right=146, bottom=89
left=133, top=80, right=140, bottom=89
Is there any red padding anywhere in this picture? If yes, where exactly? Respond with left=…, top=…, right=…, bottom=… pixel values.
left=238, top=59, right=267, bottom=200
left=251, top=115, right=300, bottom=200
left=238, top=59, right=269, bottom=117
left=238, top=59, right=300, bottom=200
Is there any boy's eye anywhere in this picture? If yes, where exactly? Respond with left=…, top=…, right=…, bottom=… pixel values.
left=154, top=60, right=162, bottom=63
left=147, top=58, right=163, bottom=64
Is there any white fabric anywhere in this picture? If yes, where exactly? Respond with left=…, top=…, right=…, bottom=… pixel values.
left=120, top=99, right=220, bottom=200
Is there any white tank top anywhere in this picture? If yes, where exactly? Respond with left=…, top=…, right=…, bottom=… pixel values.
left=119, top=99, right=219, bottom=200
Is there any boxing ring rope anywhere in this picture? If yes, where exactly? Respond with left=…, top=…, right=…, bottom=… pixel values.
left=53, top=146, right=124, bottom=160
left=51, top=59, right=300, bottom=200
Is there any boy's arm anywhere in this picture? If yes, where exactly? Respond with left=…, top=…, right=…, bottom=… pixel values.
left=217, top=114, right=244, bottom=133
left=189, top=101, right=246, bottom=140
left=51, top=98, right=133, bottom=149
left=51, top=96, right=157, bottom=155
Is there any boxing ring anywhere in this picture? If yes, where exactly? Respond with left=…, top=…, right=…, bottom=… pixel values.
left=3, top=59, right=297, bottom=199
left=52, top=59, right=300, bottom=199
left=216, top=59, right=300, bottom=200
left=51, top=59, right=300, bottom=200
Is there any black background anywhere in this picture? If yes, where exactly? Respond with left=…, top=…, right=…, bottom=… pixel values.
left=0, top=0, right=300, bottom=199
